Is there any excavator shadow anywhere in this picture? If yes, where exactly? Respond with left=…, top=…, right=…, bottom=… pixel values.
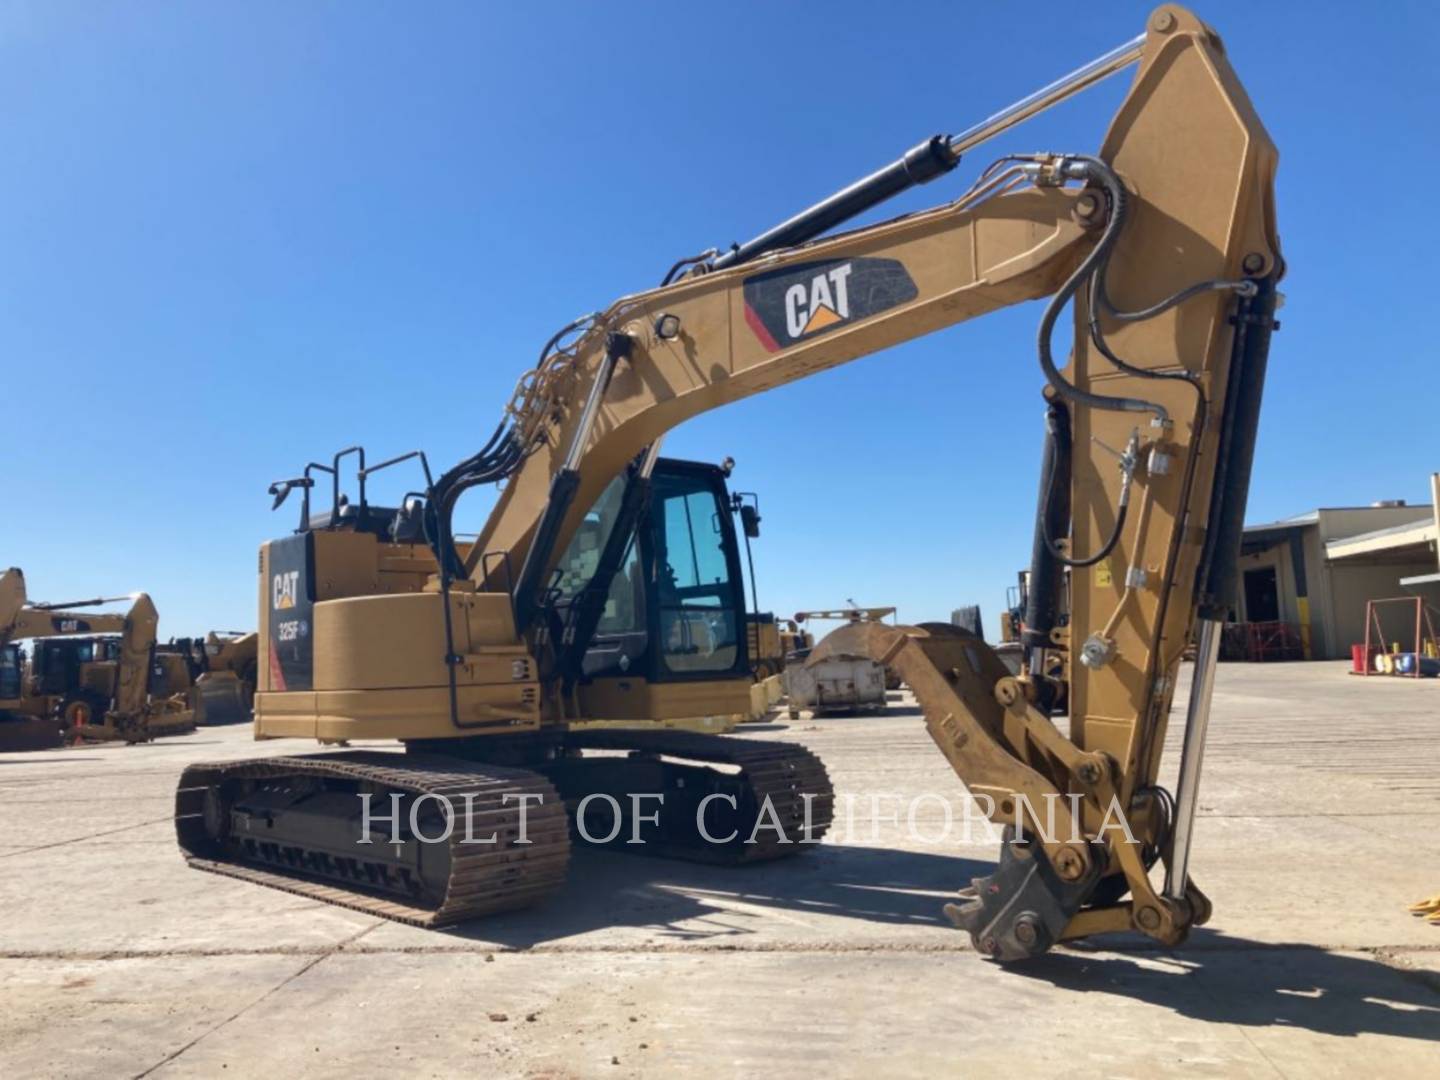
left=1014, top=931, right=1440, bottom=1044
left=438, top=843, right=991, bottom=949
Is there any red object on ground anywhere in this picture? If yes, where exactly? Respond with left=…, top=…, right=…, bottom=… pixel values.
left=1244, top=621, right=1303, bottom=662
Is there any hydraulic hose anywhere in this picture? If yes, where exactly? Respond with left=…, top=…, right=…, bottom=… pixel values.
left=1041, top=447, right=1131, bottom=568
left=425, top=312, right=605, bottom=576
left=1033, top=155, right=1169, bottom=426
left=661, top=249, right=718, bottom=286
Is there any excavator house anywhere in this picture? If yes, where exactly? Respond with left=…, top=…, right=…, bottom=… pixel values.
left=176, top=5, right=1282, bottom=962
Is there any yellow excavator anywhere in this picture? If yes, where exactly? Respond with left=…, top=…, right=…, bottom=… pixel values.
left=177, top=6, right=1280, bottom=961
left=0, top=568, right=195, bottom=746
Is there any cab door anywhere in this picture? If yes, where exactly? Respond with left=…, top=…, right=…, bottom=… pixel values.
left=547, top=458, right=750, bottom=685
left=647, top=463, right=749, bottom=681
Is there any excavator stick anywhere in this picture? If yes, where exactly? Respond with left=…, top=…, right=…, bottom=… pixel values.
left=808, top=620, right=1207, bottom=960
left=809, top=623, right=1098, bottom=957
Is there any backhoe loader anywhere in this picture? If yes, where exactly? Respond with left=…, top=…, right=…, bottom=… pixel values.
left=0, top=568, right=195, bottom=746
left=177, top=5, right=1280, bottom=961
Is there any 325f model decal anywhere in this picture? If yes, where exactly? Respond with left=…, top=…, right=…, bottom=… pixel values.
left=742, top=257, right=917, bottom=353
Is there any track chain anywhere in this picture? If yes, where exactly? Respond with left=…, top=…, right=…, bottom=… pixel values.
left=563, top=728, right=834, bottom=861
left=175, top=751, right=570, bottom=928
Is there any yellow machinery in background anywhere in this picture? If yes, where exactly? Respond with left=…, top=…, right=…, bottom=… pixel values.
left=177, top=6, right=1281, bottom=961
left=776, top=618, right=813, bottom=662
left=193, top=630, right=259, bottom=725
left=1412, top=893, right=1440, bottom=925
left=745, top=615, right=784, bottom=682
left=158, top=631, right=259, bottom=725
left=745, top=615, right=812, bottom=723
left=998, top=569, right=1070, bottom=712
left=0, top=567, right=194, bottom=746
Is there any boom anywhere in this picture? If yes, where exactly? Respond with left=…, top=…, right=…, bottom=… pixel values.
left=468, top=9, right=1276, bottom=620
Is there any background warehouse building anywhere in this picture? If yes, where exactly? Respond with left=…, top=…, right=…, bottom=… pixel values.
left=1236, top=477, right=1440, bottom=660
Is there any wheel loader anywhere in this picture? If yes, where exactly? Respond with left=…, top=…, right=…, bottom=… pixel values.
left=177, top=5, right=1281, bottom=961
left=0, top=568, right=195, bottom=746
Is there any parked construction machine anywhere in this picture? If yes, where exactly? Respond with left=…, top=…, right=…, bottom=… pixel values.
left=0, top=638, right=61, bottom=751
left=0, top=568, right=195, bottom=746
left=177, top=6, right=1280, bottom=962
left=724, top=484, right=809, bottom=720
left=806, top=606, right=902, bottom=689
left=745, top=610, right=813, bottom=721
left=745, top=614, right=785, bottom=683
left=158, top=631, right=259, bottom=725
left=998, top=569, right=1070, bottom=711
left=784, top=608, right=898, bottom=717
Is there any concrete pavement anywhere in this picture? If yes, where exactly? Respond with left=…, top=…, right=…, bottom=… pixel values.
left=2, top=661, right=1437, bottom=1077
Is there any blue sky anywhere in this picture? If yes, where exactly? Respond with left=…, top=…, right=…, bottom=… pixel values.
left=2, top=1, right=1435, bottom=638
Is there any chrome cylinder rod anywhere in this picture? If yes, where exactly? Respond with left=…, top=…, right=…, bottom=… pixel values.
left=710, top=32, right=1146, bottom=272
left=561, top=344, right=624, bottom=472
left=638, top=437, right=665, bottom=479
left=32, top=594, right=137, bottom=610
left=946, top=33, right=1146, bottom=158
left=513, top=334, right=631, bottom=633
left=1164, top=616, right=1224, bottom=901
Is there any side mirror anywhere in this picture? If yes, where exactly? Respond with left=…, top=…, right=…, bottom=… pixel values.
left=739, top=504, right=761, bottom=539
left=267, top=476, right=313, bottom=511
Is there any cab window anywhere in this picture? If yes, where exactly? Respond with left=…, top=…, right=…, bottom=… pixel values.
left=652, top=474, right=740, bottom=676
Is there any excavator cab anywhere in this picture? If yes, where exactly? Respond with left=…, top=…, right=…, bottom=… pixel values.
left=31, top=636, right=113, bottom=696
left=0, top=643, right=65, bottom=752
left=30, top=636, right=118, bottom=729
left=551, top=457, right=750, bottom=685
